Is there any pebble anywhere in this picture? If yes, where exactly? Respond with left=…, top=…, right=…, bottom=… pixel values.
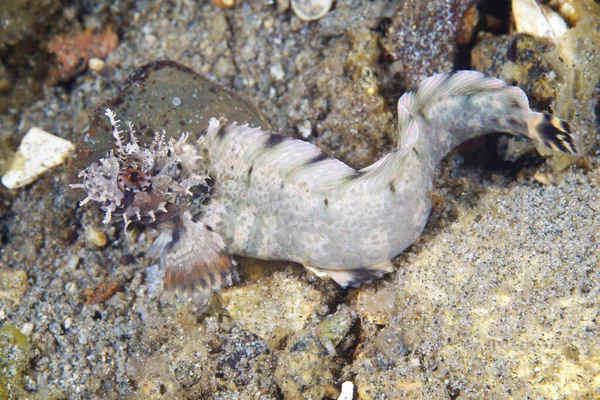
left=291, top=0, right=333, bottom=21
left=210, top=0, right=235, bottom=8
left=1, top=127, right=75, bottom=190
left=269, top=63, right=285, bottom=81
left=0, top=270, right=29, bottom=303
left=66, top=255, right=80, bottom=271
left=88, top=58, right=105, bottom=72
left=374, top=325, right=409, bottom=359
left=64, top=318, right=73, bottom=330
left=21, top=322, right=34, bottom=336
left=86, top=228, right=107, bottom=247
left=263, top=15, right=275, bottom=30
left=171, top=96, right=182, bottom=107
left=298, top=120, right=312, bottom=138
left=274, top=306, right=354, bottom=398
left=534, top=172, right=552, bottom=185
left=338, top=381, right=354, bottom=400
left=221, top=271, right=323, bottom=348
left=512, top=0, right=568, bottom=38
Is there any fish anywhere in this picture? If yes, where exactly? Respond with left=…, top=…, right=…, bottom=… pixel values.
left=70, top=70, right=578, bottom=295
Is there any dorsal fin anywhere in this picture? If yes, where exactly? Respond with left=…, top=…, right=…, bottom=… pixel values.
left=204, top=118, right=359, bottom=191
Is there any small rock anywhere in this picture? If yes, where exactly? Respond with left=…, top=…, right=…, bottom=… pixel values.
left=1, top=127, right=75, bottom=190
left=46, top=26, right=118, bottom=85
left=210, top=0, right=235, bottom=8
left=86, top=227, right=107, bottom=247
left=221, top=270, right=323, bottom=348
left=88, top=57, right=105, bottom=71
left=374, top=325, right=409, bottom=360
left=338, top=381, right=354, bottom=400
left=274, top=306, right=354, bottom=399
left=65, top=255, right=80, bottom=271
left=269, top=63, right=285, bottom=81
left=20, top=322, right=34, bottom=336
left=298, top=120, right=312, bottom=138
left=534, top=172, right=552, bottom=185
left=63, top=318, right=73, bottom=330
left=0, top=269, right=28, bottom=303
left=291, top=0, right=333, bottom=21
left=263, top=15, right=275, bottom=30
left=512, top=0, right=568, bottom=38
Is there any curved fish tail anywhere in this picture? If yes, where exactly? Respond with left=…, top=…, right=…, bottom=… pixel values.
left=525, top=112, right=578, bottom=154
left=393, top=71, right=579, bottom=170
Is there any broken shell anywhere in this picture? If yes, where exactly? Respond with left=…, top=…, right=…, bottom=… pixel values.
left=291, top=0, right=333, bottom=21
left=1, top=127, right=74, bottom=189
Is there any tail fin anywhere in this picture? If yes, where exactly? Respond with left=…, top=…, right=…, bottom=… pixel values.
left=526, top=112, right=578, bottom=154
left=395, top=71, right=579, bottom=169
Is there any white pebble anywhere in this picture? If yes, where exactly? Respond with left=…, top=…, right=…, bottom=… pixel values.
left=337, top=381, right=354, bottom=400
left=292, top=0, right=333, bottom=21
left=88, top=58, right=105, bottom=72
left=269, top=63, right=285, bottom=81
left=66, top=255, right=80, bottom=271
left=63, top=318, right=73, bottom=330
left=299, top=120, right=312, bottom=138
left=172, top=96, right=182, bottom=107
left=1, top=127, right=75, bottom=189
left=21, top=322, right=34, bottom=336
left=324, top=340, right=336, bottom=355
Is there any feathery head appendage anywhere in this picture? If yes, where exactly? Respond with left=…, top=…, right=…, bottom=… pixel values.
left=125, top=120, right=138, bottom=146
left=105, top=108, right=126, bottom=162
left=71, top=110, right=211, bottom=229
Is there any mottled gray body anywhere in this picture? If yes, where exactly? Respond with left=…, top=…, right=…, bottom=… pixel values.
left=199, top=124, right=429, bottom=275
left=195, top=71, right=575, bottom=286
left=73, top=71, right=577, bottom=292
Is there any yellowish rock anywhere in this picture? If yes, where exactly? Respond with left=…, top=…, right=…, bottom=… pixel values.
left=86, top=227, right=107, bottom=247
left=88, top=57, right=105, bottom=72
left=221, top=270, right=323, bottom=349
left=0, top=270, right=28, bottom=303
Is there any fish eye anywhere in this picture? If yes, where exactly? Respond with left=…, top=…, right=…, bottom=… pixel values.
left=121, top=167, right=150, bottom=191
left=129, top=170, right=141, bottom=182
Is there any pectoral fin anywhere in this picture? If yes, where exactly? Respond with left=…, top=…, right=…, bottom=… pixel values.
left=149, top=212, right=235, bottom=294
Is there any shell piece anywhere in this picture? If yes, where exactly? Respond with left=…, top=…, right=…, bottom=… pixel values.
left=291, top=0, right=333, bottom=21
left=337, top=382, right=354, bottom=400
left=2, top=127, right=74, bottom=189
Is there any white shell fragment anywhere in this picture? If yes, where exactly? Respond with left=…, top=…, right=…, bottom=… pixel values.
left=337, top=381, right=354, bottom=400
left=1, top=127, right=75, bottom=189
left=512, top=0, right=568, bottom=38
left=291, top=0, right=333, bottom=21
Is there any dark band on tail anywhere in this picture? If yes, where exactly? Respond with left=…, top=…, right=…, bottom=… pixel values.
left=537, top=113, right=578, bottom=154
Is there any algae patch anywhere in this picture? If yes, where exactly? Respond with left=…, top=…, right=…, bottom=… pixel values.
left=0, top=324, right=31, bottom=399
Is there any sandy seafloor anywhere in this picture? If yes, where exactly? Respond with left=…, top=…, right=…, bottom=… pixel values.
left=0, top=0, right=599, bottom=398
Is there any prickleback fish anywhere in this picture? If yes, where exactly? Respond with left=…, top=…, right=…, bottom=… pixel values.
left=71, top=71, right=578, bottom=295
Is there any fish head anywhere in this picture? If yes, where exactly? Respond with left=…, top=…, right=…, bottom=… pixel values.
left=71, top=108, right=210, bottom=228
